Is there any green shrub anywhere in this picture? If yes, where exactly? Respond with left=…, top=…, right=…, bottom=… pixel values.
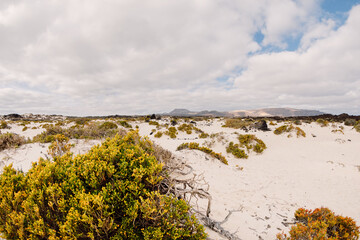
left=277, top=207, right=359, bottom=240
left=293, top=120, right=302, bottom=125
left=117, top=120, right=132, bottom=128
left=154, top=131, right=163, bottom=138
left=274, top=125, right=293, bottom=135
left=73, top=118, right=91, bottom=125
left=354, top=124, right=360, bottom=133
left=177, top=142, right=228, bottom=165
left=99, top=121, right=118, bottom=130
left=199, top=132, right=209, bottom=138
left=0, top=133, right=26, bottom=151
left=274, top=125, right=305, bottom=138
left=295, top=127, right=306, bottom=137
left=177, top=123, right=194, bottom=134
left=238, top=134, right=267, bottom=153
left=165, top=127, right=178, bottom=139
left=222, top=119, right=250, bottom=129
left=22, top=126, right=28, bottom=131
left=0, top=121, right=9, bottom=129
left=316, top=118, right=329, bottom=127
left=226, top=142, right=248, bottom=159
left=0, top=131, right=206, bottom=239
left=344, top=118, right=357, bottom=126
left=148, top=121, right=159, bottom=126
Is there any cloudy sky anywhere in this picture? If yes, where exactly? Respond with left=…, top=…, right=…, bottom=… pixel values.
left=0, top=0, right=359, bottom=116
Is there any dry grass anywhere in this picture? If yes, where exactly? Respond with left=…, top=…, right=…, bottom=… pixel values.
left=0, top=133, right=26, bottom=151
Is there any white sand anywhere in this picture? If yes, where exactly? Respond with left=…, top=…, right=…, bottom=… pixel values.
left=1, top=119, right=359, bottom=239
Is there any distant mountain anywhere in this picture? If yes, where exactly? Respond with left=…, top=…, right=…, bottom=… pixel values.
left=168, top=108, right=229, bottom=117
left=230, top=108, right=325, bottom=117
left=167, top=108, right=325, bottom=117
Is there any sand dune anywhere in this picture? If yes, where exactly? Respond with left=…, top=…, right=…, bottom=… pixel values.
left=1, top=119, right=359, bottom=239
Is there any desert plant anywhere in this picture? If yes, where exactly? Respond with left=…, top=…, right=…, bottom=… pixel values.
left=0, top=133, right=26, bottom=151
left=99, top=121, right=118, bottom=130
left=226, top=142, right=248, bottom=159
left=0, top=131, right=206, bottom=239
left=238, top=134, right=267, bottom=153
left=316, top=118, right=329, bottom=127
left=344, top=118, right=357, bottom=126
left=148, top=121, right=159, bottom=126
left=117, top=120, right=132, bottom=128
left=274, top=125, right=293, bottom=135
left=177, top=142, right=228, bottom=165
left=277, top=207, right=359, bottom=240
left=178, top=123, right=194, bottom=134
left=293, top=120, right=302, bottom=125
left=222, top=119, right=250, bottom=129
left=295, top=127, right=306, bottom=137
left=47, top=134, right=72, bottom=158
left=22, top=126, right=28, bottom=131
left=199, top=132, right=209, bottom=138
left=0, top=121, right=9, bottom=129
left=165, top=126, right=178, bottom=139
left=154, top=131, right=163, bottom=138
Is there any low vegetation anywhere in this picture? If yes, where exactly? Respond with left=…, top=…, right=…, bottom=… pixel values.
left=118, top=120, right=132, bottom=128
left=316, top=118, right=329, bottom=127
left=0, top=133, right=26, bottom=151
left=277, top=207, right=359, bottom=240
left=165, top=126, right=178, bottom=139
left=32, top=123, right=125, bottom=143
left=154, top=131, right=163, bottom=138
left=222, top=118, right=251, bottom=129
left=0, top=131, right=207, bottom=239
left=226, top=142, right=248, bottom=159
left=274, top=125, right=306, bottom=138
left=177, top=142, right=228, bottom=165
left=0, top=121, right=9, bottom=129
left=238, top=134, right=267, bottom=153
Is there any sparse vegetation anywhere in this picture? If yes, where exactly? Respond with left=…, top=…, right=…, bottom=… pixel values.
left=154, top=131, right=163, bottom=138
left=226, top=142, right=248, bottom=159
left=238, top=134, right=267, bottom=153
left=277, top=207, right=359, bottom=240
left=99, top=121, right=118, bottom=130
left=22, top=126, right=28, bottom=131
left=47, top=134, right=72, bottom=158
left=222, top=118, right=251, bottom=129
left=199, top=132, right=209, bottom=138
left=0, top=121, right=9, bottom=129
left=332, top=129, right=344, bottom=134
left=165, top=126, right=178, bottom=139
left=316, top=118, right=329, bottom=127
left=177, top=142, right=228, bottom=165
left=344, top=118, right=357, bottom=126
left=0, top=131, right=206, bottom=239
left=274, top=125, right=306, bottom=138
left=118, top=120, right=132, bottom=128
left=148, top=120, right=159, bottom=126
left=178, top=123, right=194, bottom=134
left=295, top=127, right=306, bottom=137
left=0, top=133, right=26, bottom=151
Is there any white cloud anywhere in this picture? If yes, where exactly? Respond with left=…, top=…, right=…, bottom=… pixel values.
left=0, top=0, right=359, bottom=115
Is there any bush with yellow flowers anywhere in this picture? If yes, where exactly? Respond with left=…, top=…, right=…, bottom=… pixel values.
left=0, top=131, right=206, bottom=239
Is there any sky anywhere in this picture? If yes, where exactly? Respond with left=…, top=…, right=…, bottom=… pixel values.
left=0, top=0, right=360, bottom=116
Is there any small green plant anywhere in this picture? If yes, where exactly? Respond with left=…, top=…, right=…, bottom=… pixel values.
left=154, top=131, right=163, bottom=138
left=295, top=127, right=306, bottom=137
left=177, top=142, right=228, bottom=165
left=294, top=120, right=302, bottom=125
left=148, top=121, right=159, bottom=126
left=274, top=125, right=293, bottom=135
left=99, top=121, right=118, bottom=130
left=22, top=126, right=28, bottom=131
left=0, top=133, right=26, bottom=151
left=165, top=127, right=178, bottom=139
left=222, top=119, right=250, bottom=129
left=238, top=134, right=267, bottom=153
left=344, top=118, right=357, bottom=126
left=118, top=120, right=132, bottom=128
left=199, top=132, right=209, bottom=138
left=47, top=134, right=72, bottom=158
left=226, top=142, right=248, bottom=159
left=316, top=118, right=329, bottom=127
left=331, top=129, right=344, bottom=134
left=277, top=207, right=359, bottom=240
left=178, top=123, right=194, bottom=134
left=0, top=121, right=9, bottom=129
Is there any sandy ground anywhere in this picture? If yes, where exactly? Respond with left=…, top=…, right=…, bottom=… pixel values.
left=1, top=119, right=359, bottom=239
